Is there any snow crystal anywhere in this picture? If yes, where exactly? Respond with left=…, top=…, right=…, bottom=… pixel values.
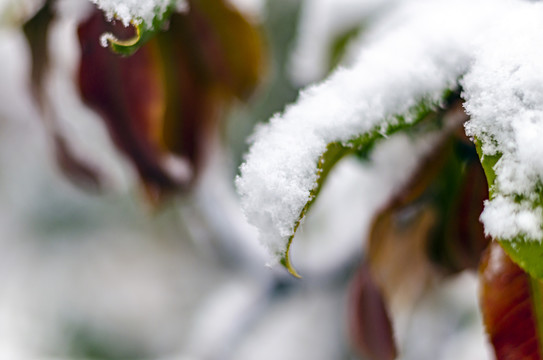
left=236, top=0, right=503, bottom=259
left=89, top=0, right=187, bottom=27
left=463, top=0, right=543, bottom=241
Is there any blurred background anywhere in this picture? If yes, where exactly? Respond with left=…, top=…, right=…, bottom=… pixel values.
left=0, top=0, right=493, bottom=359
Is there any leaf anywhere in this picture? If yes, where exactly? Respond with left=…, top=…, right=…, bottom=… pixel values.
left=78, top=10, right=189, bottom=199
left=365, top=108, right=488, bottom=311
left=155, top=0, right=264, bottom=166
left=462, top=28, right=543, bottom=281
left=348, top=263, right=397, bottom=360
left=368, top=199, right=439, bottom=315
left=480, top=241, right=543, bottom=360
left=281, top=91, right=459, bottom=277
left=78, top=1, right=264, bottom=200
left=97, top=0, right=179, bottom=56
left=499, top=241, right=543, bottom=281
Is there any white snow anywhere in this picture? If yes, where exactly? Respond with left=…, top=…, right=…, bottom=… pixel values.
left=463, top=1, right=543, bottom=241
left=89, top=0, right=187, bottom=27
left=237, top=0, right=500, bottom=260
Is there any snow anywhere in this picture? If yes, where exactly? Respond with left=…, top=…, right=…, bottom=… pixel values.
left=89, top=0, right=187, bottom=27
left=238, top=0, right=543, bottom=260
left=463, top=1, right=543, bottom=241
left=236, top=0, right=495, bottom=260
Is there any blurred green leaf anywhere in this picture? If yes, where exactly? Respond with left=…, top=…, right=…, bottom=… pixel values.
left=328, top=26, right=363, bottom=72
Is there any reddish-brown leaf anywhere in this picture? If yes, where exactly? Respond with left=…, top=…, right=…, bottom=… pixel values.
left=480, top=241, right=543, bottom=360
left=348, top=263, right=397, bottom=360
left=78, top=11, right=188, bottom=199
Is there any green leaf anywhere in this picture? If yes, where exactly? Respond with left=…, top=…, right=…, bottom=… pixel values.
left=281, top=91, right=459, bottom=277
left=499, top=241, right=543, bottom=281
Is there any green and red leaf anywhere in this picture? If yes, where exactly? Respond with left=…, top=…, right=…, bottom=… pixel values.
left=78, top=2, right=264, bottom=201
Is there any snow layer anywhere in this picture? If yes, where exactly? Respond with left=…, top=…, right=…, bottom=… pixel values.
left=463, top=1, right=543, bottom=240
left=89, top=0, right=186, bottom=27
left=237, top=0, right=502, bottom=259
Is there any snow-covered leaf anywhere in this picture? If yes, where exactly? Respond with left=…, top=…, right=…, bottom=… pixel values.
left=238, top=0, right=543, bottom=278
left=277, top=96, right=452, bottom=277
left=89, top=0, right=186, bottom=56
left=476, top=143, right=543, bottom=280
left=462, top=8, right=543, bottom=279
left=236, top=0, right=490, bottom=274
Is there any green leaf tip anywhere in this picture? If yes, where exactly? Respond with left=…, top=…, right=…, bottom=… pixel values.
left=101, top=23, right=144, bottom=56
left=100, top=2, right=179, bottom=56
left=280, top=245, right=302, bottom=279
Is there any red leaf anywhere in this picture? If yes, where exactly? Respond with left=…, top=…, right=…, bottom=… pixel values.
left=480, top=241, right=543, bottom=360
